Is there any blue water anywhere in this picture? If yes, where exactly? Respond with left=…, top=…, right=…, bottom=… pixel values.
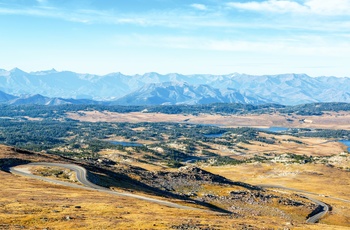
left=261, top=127, right=289, bottom=133
left=204, top=133, right=225, bottom=138
left=339, top=140, right=350, bottom=151
left=109, top=141, right=143, bottom=147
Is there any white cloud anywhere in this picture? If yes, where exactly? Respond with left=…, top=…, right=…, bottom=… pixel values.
left=0, top=4, right=231, bottom=29
left=111, top=33, right=350, bottom=58
left=190, top=3, right=207, bottom=11
left=227, top=0, right=350, bottom=15
left=305, top=0, right=350, bottom=15
left=228, top=0, right=306, bottom=13
left=0, top=1, right=349, bottom=32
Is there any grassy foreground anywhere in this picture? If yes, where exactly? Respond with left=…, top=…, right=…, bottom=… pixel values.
left=1, top=145, right=349, bottom=229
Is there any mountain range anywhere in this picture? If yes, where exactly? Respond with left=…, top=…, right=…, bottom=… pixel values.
left=0, top=92, right=102, bottom=106
left=0, top=68, right=349, bottom=105
left=113, top=82, right=267, bottom=105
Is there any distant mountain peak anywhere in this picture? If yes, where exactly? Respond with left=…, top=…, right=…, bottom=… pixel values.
left=10, top=67, right=26, bottom=74
left=31, top=68, right=58, bottom=75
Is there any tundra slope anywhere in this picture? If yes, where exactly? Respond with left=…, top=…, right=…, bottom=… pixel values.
left=10, top=162, right=205, bottom=212
left=11, top=162, right=329, bottom=223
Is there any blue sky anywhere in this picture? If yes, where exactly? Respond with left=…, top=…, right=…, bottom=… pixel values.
left=0, top=0, right=349, bottom=77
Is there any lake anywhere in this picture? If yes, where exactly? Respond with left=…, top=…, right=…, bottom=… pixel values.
left=109, top=141, right=143, bottom=147
left=339, top=140, right=350, bottom=152
left=261, top=127, right=289, bottom=133
left=204, top=133, right=225, bottom=138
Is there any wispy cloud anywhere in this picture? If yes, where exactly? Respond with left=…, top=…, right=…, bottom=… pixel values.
left=0, top=4, right=241, bottom=32
left=0, top=5, right=146, bottom=25
left=305, top=0, right=350, bottom=15
left=0, top=1, right=349, bottom=34
left=190, top=3, right=207, bottom=11
left=228, top=0, right=305, bottom=14
left=227, top=0, right=350, bottom=16
left=111, top=33, right=350, bottom=58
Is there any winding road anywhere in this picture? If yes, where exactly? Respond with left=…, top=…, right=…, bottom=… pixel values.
left=10, top=162, right=337, bottom=224
left=10, top=162, right=205, bottom=212
left=259, top=184, right=329, bottom=223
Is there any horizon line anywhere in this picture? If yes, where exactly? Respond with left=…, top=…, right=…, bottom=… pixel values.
left=1, top=67, right=348, bottom=78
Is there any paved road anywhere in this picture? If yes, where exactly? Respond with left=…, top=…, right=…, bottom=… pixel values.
left=259, top=184, right=329, bottom=223
left=10, top=162, right=207, bottom=212
left=259, top=184, right=350, bottom=204
left=306, top=196, right=329, bottom=224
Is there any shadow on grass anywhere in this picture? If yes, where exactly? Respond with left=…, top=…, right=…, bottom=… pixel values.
left=0, top=158, right=32, bottom=172
left=0, top=147, right=231, bottom=214
left=82, top=164, right=232, bottom=214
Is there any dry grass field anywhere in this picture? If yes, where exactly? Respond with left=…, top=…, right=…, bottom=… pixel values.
left=195, top=135, right=346, bottom=161
left=68, top=111, right=350, bottom=130
left=237, top=133, right=347, bottom=157
left=1, top=169, right=229, bottom=230
left=204, top=162, right=350, bottom=228
left=0, top=146, right=230, bottom=229
left=2, top=145, right=347, bottom=229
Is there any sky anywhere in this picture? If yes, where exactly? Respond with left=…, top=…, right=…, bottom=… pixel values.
left=0, top=0, right=349, bottom=77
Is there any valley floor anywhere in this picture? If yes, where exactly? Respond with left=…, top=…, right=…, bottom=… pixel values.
left=1, top=106, right=350, bottom=229
left=68, top=111, right=350, bottom=130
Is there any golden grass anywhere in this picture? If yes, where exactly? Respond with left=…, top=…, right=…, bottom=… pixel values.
left=204, top=162, right=350, bottom=228
left=1, top=137, right=349, bottom=230
left=0, top=170, right=305, bottom=230
left=0, top=145, right=339, bottom=229
left=185, top=133, right=346, bottom=162
left=67, top=111, right=350, bottom=130
left=239, top=133, right=345, bottom=157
